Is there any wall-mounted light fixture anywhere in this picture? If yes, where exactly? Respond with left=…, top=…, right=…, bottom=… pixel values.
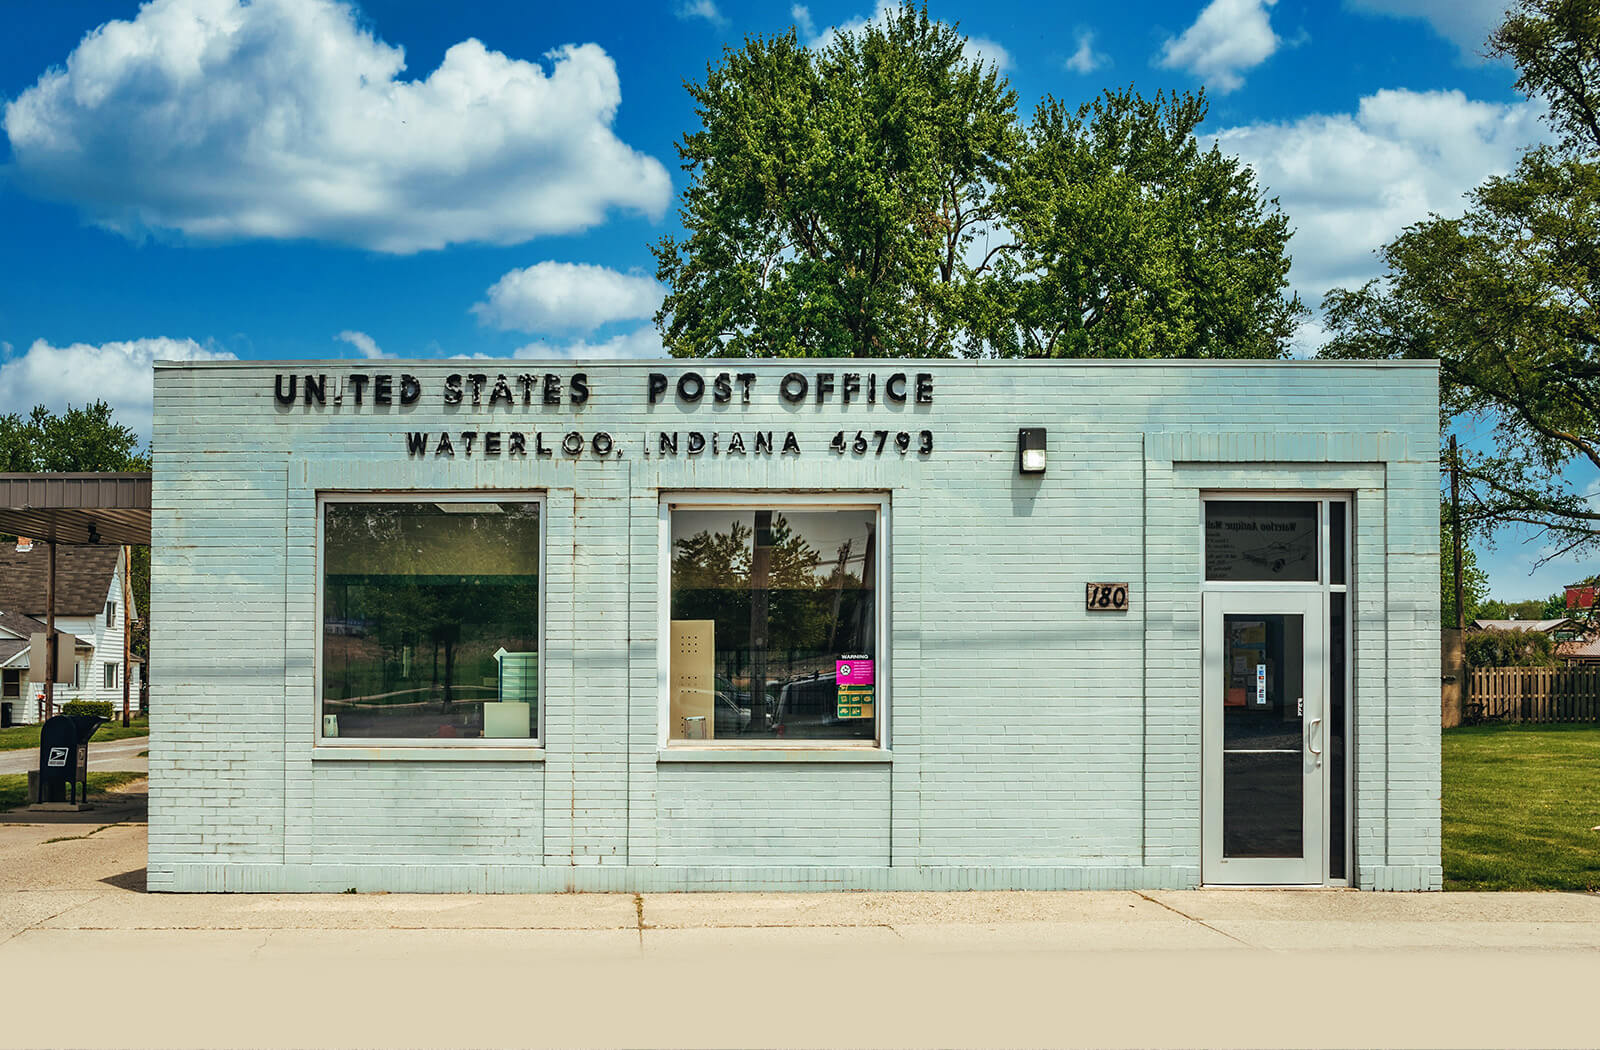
left=1018, top=428, right=1046, bottom=475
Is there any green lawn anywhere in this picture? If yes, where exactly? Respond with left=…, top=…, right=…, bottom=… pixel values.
left=1443, top=723, right=1600, bottom=891
left=0, top=770, right=146, bottom=812
left=0, top=715, right=148, bottom=753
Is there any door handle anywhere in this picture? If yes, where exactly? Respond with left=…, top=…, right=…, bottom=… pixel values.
left=1307, top=716, right=1323, bottom=766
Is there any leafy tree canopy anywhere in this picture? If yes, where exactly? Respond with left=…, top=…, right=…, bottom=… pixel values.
left=0, top=402, right=147, bottom=473
left=654, top=3, right=1304, bottom=359
left=1465, top=627, right=1561, bottom=668
left=1320, top=0, right=1600, bottom=561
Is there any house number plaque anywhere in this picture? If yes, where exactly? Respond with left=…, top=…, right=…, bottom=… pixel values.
left=1085, top=583, right=1130, bottom=612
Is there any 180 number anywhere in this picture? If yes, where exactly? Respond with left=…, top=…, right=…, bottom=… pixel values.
left=830, top=430, right=933, bottom=456
left=1085, top=583, right=1130, bottom=612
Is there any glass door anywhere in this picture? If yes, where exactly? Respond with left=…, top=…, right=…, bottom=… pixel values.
left=1202, top=591, right=1325, bottom=885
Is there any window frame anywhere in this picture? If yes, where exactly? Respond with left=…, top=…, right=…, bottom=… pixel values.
left=314, top=491, right=547, bottom=751
left=658, top=492, right=890, bottom=753
left=103, top=662, right=118, bottom=690
left=105, top=601, right=117, bottom=627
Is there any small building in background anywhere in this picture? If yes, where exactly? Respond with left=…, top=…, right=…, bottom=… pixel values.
left=1472, top=618, right=1586, bottom=642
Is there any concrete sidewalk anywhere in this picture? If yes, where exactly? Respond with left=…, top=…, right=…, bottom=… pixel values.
left=2, top=783, right=1597, bottom=1048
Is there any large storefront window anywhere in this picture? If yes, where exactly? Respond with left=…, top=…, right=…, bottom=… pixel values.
left=667, top=502, right=881, bottom=744
left=321, top=499, right=541, bottom=743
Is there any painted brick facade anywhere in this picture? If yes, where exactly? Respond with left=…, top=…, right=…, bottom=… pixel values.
left=149, top=360, right=1440, bottom=891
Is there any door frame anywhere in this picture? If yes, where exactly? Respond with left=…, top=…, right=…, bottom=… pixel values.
left=1197, top=492, right=1353, bottom=887
left=1201, top=590, right=1328, bottom=885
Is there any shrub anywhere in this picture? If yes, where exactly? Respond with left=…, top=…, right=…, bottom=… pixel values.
left=1464, top=628, right=1559, bottom=668
left=59, top=700, right=114, bottom=720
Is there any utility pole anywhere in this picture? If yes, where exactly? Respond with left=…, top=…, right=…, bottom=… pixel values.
left=44, top=538, right=56, bottom=720
left=1450, top=434, right=1465, bottom=630
left=122, top=545, right=133, bottom=728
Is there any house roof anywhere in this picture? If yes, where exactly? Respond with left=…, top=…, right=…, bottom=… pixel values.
left=0, top=609, right=47, bottom=640
left=1557, top=639, right=1600, bottom=660
left=0, top=544, right=119, bottom=618
left=1472, top=618, right=1579, bottom=634
left=0, top=609, right=93, bottom=667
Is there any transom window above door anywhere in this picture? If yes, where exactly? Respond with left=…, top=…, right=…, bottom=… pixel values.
left=1204, top=500, right=1347, bottom=585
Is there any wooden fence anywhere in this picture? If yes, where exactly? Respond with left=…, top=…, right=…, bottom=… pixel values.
left=1467, top=667, right=1600, bottom=723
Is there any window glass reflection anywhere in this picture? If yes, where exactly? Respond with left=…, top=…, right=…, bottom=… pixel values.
left=322, top=502, right=540, bottom=740
left=669, top=507, right=877, bottom=742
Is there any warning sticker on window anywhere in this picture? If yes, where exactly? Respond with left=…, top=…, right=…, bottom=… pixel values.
left=836, top=657, right=873, bottom=686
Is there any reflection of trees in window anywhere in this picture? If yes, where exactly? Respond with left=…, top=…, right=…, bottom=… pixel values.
left=323, top=504, right=539, bottom=715
left=671, top=510, right=875, bottom=736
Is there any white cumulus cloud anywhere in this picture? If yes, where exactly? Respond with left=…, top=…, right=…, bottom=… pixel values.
left=473, top=262, right=665, bottom=333
left=1215, top=88, right=1546, bottom=312
left=1345, top=0, right=1507, bottom=54
left=677, top=0, right=727, bottom=26
left=335, top=330, right=389, bottom=359
left=807, top=1, right=1012, bottom=71
left=1158, top=0, right=1279, bottom=93
left=1065, top=30, right=1108, bottom=75
left=0, top=337, right=235, bottom=441
left=792, top=4, right=816, bottom=39
left=514, top=327, right=667, bottom=361
left=2, top=0, right=671, bottom=254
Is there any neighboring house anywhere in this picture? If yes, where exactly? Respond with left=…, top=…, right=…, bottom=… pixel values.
left=1555, top=639, right=1600, bottom=665
left=1472, top=618, right=1587, bottom=642
left=0, top=538, right=140, bottom=726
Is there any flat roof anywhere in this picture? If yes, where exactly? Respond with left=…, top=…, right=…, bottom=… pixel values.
left=154, top=357, right=1441, bottom=370
left=0, top=473, right=151, bottom=546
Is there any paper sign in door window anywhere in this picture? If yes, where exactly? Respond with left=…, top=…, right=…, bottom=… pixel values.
left=837, top=658, right=873, bottom=686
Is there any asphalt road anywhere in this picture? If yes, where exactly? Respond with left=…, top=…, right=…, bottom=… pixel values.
left=1, top=787, right=1597, bottom=1049
left=0, top=735, right=148, bottom=775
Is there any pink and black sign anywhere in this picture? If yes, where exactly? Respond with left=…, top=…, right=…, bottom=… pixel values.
left=836, top=658, right=873, bottom=686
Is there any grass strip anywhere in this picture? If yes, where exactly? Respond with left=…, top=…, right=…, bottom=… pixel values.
left=0, top=770, right=146, bottom=812
left=1443, top=723, right=1600, bottom=892
left=0, top=717, right=149, bottom=752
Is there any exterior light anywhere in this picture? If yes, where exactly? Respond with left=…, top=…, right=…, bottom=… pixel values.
left=1018, top=428, right=1046, bottom=475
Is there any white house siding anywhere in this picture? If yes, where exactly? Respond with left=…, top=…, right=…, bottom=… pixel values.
left=8, top=555, right=137, bottom=724
left=149, top=360, right=1440, bottom=892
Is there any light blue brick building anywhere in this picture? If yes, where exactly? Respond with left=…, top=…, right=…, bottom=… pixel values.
left=149, top=359, right=1441, bottom=892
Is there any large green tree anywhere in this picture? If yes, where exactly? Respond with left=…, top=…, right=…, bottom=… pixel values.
left=1321, top=0, right=1600, bottom=560
left=654, top=3, right=1303, bottom=359
left=0, top=402, right=146, bottom=473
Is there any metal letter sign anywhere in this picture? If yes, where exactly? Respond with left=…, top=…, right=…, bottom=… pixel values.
left=1085, top=583, right=1130, bottom=612
left=47, top=747, right=68, bottom=768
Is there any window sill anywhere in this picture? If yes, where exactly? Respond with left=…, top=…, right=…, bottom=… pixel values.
left=657, top=747, right=891, bottom=764
left=312, top=746, right=545, bottom=762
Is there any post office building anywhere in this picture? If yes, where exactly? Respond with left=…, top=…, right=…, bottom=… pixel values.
left=148, top=358, right=1441, bottom=892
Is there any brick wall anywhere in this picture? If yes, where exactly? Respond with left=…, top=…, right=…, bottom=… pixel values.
left=148, top=360, right=1440, bottom=891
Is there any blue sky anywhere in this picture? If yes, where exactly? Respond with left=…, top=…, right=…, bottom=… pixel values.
left=0, top=0, right=1577, bottom=598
